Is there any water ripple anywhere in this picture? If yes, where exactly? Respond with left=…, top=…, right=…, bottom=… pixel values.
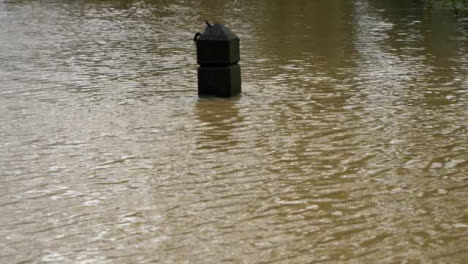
left=1, top=0, right=467, bottom=263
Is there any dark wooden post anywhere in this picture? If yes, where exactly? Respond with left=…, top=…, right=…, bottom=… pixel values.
left=195, top=23, right=241, bottom=97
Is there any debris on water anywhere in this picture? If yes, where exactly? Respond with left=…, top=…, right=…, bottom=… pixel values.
left=416, top=209, right=428, bottom=215
left=332, top=211, right=343, bottom=217
left=306, top=204, right=319, bottom=210
left=437, top=189, right=448, bottom=195
left=83, top=199, right=101, bottom=206
left=444, top=159, right=465, bottom=169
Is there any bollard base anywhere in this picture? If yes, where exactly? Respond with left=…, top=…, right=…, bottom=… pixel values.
left=198, top=64, right=241, bottom=97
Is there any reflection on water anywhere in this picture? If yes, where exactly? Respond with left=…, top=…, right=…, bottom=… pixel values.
left=0, top=0, right=467, bottom=263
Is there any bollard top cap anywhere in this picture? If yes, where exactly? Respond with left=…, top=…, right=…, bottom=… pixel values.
left=198, top=23, right=239, bottom=41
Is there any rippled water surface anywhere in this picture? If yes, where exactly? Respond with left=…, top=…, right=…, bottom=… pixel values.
left=1, top=0, right=467, bottom=263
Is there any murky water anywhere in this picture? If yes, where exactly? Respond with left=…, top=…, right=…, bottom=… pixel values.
left=1, top=0, right=467, bottom=263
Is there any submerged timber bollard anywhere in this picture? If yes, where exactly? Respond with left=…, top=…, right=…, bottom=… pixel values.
left=194, top=22, right=241, bottom=97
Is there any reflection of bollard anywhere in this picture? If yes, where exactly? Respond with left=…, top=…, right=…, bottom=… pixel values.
left=194, top=22, right=241, bottom=97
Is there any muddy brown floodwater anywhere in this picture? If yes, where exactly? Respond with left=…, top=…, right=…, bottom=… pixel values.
left=0, top=0, right=467, bottom=263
